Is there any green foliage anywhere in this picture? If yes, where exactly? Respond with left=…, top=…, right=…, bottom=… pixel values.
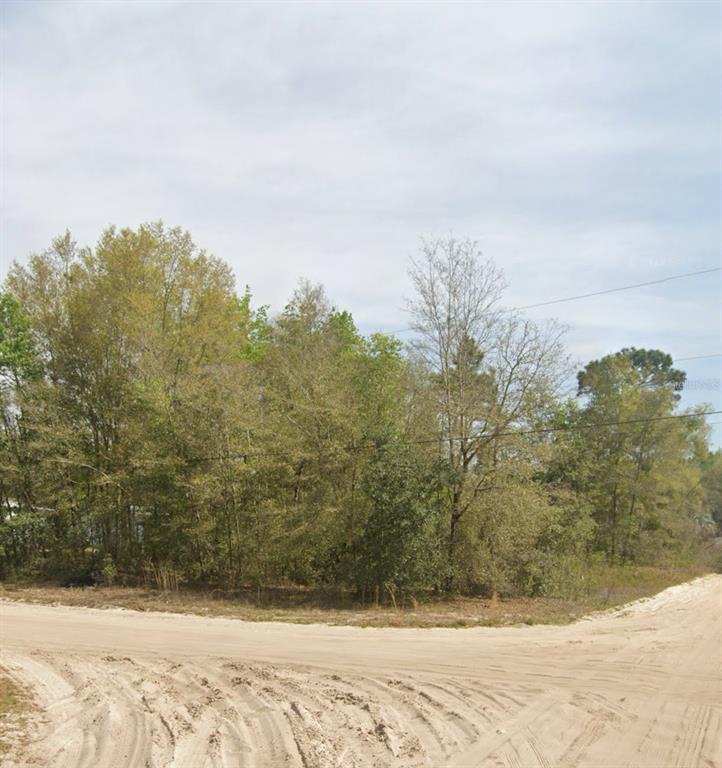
left=700, top=450, right=722, bottom=528
left=237, top=287, right=271, bottom=363
left=355, top=443, right=438, bottom=601
left=577, top=347, right=686, bottom=399
left=565, top=348, right=708, bottom=564
left=0, top=227, right=716, bottom=599
left=0, top=292, right=41, bottom=384
left=102, top=554, right=117, bottom=586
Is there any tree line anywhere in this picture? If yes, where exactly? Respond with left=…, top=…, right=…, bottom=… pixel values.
left=1, top=223, right=719, bottom=599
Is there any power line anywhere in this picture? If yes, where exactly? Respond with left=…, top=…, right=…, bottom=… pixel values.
left=675, top=353, right=722, bottom=362
left=402, top=410, right=722, bottom=446
left=383, top=266, right=721, bottom=334
left=564, top=352, right=720, bottom=372
left=516, top=267, right=721, bottom=310
left=183, top=409, right=721, bottom=463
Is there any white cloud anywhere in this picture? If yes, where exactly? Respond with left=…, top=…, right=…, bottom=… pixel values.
left=1, top=0, right=720, bottom=436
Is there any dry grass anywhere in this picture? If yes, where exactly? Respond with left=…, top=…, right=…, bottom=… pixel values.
left=0, top=565, right=710, bottom=628
left=0, top=674, right=31, bottom=756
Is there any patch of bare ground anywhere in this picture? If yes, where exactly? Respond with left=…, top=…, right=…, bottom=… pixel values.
left=1, top=575, right=720, bottom=768
left=0, top=565, right=710, bottom=628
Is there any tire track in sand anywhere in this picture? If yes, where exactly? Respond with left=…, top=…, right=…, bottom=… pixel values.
left=2, top=575, right=720, bottom=768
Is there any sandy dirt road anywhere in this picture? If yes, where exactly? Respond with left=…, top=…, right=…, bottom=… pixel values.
left=1, top=576, right=720, bottom=768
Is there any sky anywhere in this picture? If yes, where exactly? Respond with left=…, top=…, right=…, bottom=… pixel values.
left=1, top=0, right=720, bottom=441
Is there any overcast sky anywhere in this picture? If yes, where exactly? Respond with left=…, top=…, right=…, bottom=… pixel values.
left=1, top=0, right=720, bottom=439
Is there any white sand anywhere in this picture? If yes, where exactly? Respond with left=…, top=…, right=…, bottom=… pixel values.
left=1, top=575, right=720, bottom=767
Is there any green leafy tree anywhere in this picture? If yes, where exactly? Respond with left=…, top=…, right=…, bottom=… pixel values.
left=356, top=443, right=437, bottom=604
left=700, top=450, right=722, bottom=531
left=572, top=348, right=703, bottom=563
left=1, top=226, right=716, bottom=596
left=407, top=237, right=566, bottom=588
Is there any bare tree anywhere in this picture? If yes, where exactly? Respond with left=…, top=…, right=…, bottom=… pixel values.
left=407, top=237, right=567, bottom=584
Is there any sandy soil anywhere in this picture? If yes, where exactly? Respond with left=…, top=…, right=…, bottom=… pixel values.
left=1, top=575, right=720, bottom=768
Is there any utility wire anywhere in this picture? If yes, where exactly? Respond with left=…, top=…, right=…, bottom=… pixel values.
left=33, top=413, right=722, bottom=473
left=675, top=353, right=722, bottom=362
left=374, top=410, right=722, bottom=446
left=556, top=352, right=720, bottom=384
left=516, top=267, right=721, bottom=310
left=182, top=409, right=721, bottom=463
left=383, top=266, right=721, bottom=334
